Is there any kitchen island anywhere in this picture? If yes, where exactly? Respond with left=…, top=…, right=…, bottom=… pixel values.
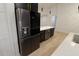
left=51, top=32, right=79, bottom=56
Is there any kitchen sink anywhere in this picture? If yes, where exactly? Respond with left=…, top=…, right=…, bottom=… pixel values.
left=73, top=34, right=79, bottom=44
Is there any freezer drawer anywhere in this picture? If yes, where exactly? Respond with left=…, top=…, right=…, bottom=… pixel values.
left=20, top=33, right=40, bottom=56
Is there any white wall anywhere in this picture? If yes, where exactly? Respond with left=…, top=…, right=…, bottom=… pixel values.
left=39, top=3, right=79, bottom=33
left=0, top=3, right=19, bottom=56
left=55, top=3, right=79, bottom=33
left=6, top=4, right=20, bottom=56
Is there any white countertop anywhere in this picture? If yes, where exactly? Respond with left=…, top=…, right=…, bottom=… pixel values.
left=40, top=26, right=54, bottom=31
left=51, top=32, right=79, bottom=56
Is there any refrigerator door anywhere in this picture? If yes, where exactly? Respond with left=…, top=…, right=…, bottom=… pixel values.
left=16, top=8, right=30, bottom=39
left=30, top=11, right=40, bottom=35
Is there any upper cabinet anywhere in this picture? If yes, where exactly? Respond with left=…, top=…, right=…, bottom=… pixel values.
left=38, top=4, right=49, bottom=17
left=38, top=3, right=57, bottom=16
left=15, top=3, right=38, bottom=12
left=38, top=3, right=57, bottom=26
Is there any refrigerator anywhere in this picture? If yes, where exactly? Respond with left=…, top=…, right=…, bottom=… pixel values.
left=15, top=8, right=40, bottom=55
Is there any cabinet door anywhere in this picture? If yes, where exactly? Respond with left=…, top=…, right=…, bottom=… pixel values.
left=45, top=29, right=50, bottom=40
left=15, top=3, right=38, bottom=12
left=15, top=3, right=30, bottom=10
left=21, top=33, right=40, bottom=56
left=50, top=28, right=54, bottom=37
left=31, top=3, right=38, bottom=12
left=40, top=31, right=45, bottom=42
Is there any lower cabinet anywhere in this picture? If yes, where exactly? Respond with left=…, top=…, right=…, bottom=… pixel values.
left=40, top=30, right=45, bottom=42
left=21, top=33, right=40, bottom=56
left=50, top=28, right=55, bottom=37
left=40, top=28, right=55, bottom=42
left=45, top=29, right=50, bottom=40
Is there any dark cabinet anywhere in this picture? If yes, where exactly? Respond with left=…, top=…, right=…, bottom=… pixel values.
left=30, top=3, right=38, bottom=12
left=50, top=28, right=55, bottom=37
left=45, top=29, right=50, bottom=40
left=40, top=28, right=55, bottom=42
left=21, top=33, right=40, bottom=56
left=40, top=31, right=45, bottom=42
left=15, top=3, right=38, bottom=12
left=15, top=3, right=30, bottom=10
left=40, top=29, right=51, bottom=42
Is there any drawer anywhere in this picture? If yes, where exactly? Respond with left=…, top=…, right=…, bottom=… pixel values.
left=20, top=33, right=40, bottom=55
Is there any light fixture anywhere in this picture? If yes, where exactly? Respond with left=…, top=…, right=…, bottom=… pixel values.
left=78, top=6, right=79, bottom=13
left=49, top=10, right=51, bottom=14
left=41, top=8, right=43, bottom=12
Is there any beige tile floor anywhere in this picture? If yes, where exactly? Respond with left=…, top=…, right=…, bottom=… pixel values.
left=29, top=31, right=68, bottom=56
